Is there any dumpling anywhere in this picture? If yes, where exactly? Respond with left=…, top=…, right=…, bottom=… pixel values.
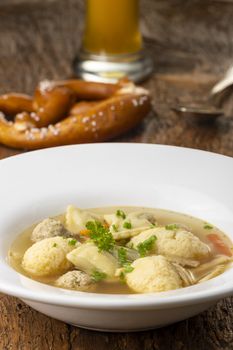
left=31, top=218, right=68, bottom=242
left=22, top=236, right=78, bottom=276
left=65, top=205, right=104, bottom=234
left=67, top=242, right=118, bottom=278
left=129, top=227, right=210, bottom=261
left=126, top=255, right=182, bottom=293
left=104, top=210, right=156, bottom=240
left=55, top=270, right=93, bottom=291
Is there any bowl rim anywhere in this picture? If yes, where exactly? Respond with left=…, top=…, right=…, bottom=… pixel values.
left=1, top=142, right=233, bottom=163
left=1, top=143, right=233, bottom=310
left=0, top=269, right=233, bottom=310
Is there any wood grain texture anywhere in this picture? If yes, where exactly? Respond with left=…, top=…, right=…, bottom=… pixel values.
left=1, top=0, right=233, bottom=349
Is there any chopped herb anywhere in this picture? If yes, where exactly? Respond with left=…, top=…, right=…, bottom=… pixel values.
left=116, top=209, right=126, bottom=220
left=118, top=247, right=128, bottom=266
left=137, top=235, right=157, bottom=257
left=52, top=243, right=57, bottom=248
left=119, top=271, right=126, bottom=283
left=86, top=220, right=115, bottom=252
left=91, top=270, right=107, bottom=282
left=123, top=263, right=134, bottom=273
left=165, top=224, right=179, bottom=231
left=112, top=224, right=118, bottom=232
left=117, top=247, right=134, bottom=280
left=123, top=221, right=132, bottom=229
left=204, top=223, right=213, bottom=230
left=119, top=263, right=134, bottom=282
left=68, top=238, right=77, bottom=246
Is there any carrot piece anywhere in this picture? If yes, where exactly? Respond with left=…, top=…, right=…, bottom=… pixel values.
left=79, top=229, right=90, bottom=236
left=207, top=233, right=232, bottom=257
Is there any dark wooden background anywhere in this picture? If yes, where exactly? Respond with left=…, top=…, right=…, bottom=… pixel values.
left=1, top=0, right=233, bottom=349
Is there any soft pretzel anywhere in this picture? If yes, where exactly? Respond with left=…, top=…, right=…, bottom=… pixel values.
left=17, top=80, right=126, bottom=129
left=0, top=80, right=151, bottom=150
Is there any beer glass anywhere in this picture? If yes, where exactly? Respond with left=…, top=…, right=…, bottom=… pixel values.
left=74, top=0, right=153, bottom=82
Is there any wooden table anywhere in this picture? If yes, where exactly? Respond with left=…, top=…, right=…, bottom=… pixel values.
left=1, top=0, right=233, bottom=349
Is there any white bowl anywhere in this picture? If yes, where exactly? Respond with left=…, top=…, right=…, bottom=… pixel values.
left=0, top=143, right=233, bottom=332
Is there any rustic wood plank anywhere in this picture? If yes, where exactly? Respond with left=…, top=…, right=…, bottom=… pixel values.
left=1, top=294, right=233, bottom=350
left=0, top=294, right=70, bottom=350
left=1, top=0, right=233, bottom=349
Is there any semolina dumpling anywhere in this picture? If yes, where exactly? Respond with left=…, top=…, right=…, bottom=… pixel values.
left=22, top=236, right=78, bottom=277
left=126, top=255, right=182, bottom=293
left=129, top=227, right=210, bottom=261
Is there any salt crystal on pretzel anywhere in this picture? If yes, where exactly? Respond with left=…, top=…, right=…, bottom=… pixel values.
left=38, top=80, right=56, bottom=94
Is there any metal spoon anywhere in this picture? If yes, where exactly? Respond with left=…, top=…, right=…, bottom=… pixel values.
left=172, top=105, right=224, bottom=122
left=172, top=66, right=233, bottom=121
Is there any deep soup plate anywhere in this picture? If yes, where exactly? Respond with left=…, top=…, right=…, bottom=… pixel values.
left=0, top=143, right=233, bottom=331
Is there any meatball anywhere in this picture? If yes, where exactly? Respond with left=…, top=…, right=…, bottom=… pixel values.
left=67, top=242, right=118, bottom=278
left=55, top=270, right=93, bottom=291
left=126, top=255, right=182, bottom=293
left=129, top=227, right=210, bottom=260
left=22, top=236, right=77, bottom=277
left=31, top=218, right=68, bottom=242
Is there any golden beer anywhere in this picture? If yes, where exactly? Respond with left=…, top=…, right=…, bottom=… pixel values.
left=74, top=0, right=153, bottom=82
left=83, top=0, right=142, bottom=55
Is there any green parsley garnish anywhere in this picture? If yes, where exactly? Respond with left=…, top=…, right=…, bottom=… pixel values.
left=52, top=243, right=57, bottom=248
left=117, top=247, right=134, bottom=281
left=204, top=223, right=213, bottom=230
left=118, top=247, right=128, bottom=266
left=123, top=221, right=132, bottom=229
left=86, top=220, right=115, bottom=252
left=68, top=239, right=77, bottom=246
left=123, top=264, right=134, bottom=273
left=137, top=235, right=157, bottom=257
left=112, top=224, right=118, bottom=232
left=119, top=271, right=126, bottom=282
left=91, top=270, right=107, bottom=282
left=119, top=263, right=134, bottom=282
left=165, top=224, right=179, bottom=231
left=116, top=209, right=126, bottom=220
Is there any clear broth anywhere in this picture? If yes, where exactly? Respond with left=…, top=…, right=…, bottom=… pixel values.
left=8, top=207, right=233, bottom=294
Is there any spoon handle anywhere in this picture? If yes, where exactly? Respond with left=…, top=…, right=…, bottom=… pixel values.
left=211, top=66, right=233, bottom=95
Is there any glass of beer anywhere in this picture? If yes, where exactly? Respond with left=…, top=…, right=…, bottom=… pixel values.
left=74, top=0, right=153, bottom=83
